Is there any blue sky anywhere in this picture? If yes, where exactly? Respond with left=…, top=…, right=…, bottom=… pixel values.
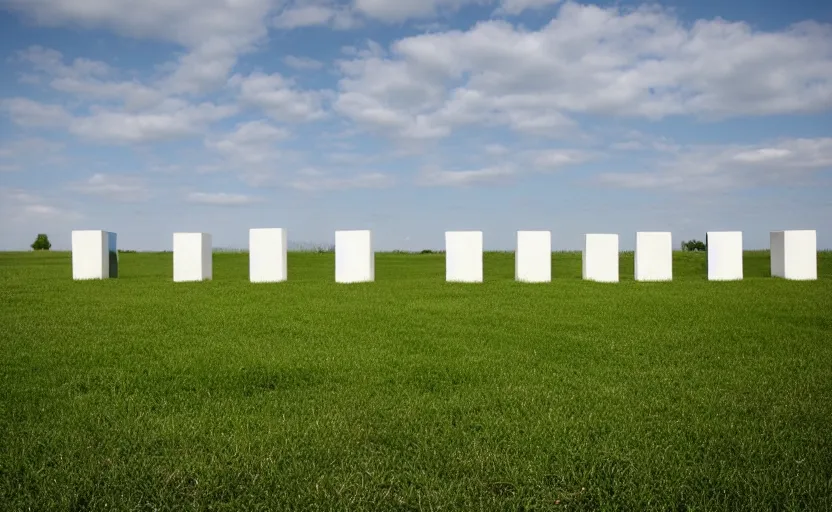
left=1, top=0, right=830, bottom=251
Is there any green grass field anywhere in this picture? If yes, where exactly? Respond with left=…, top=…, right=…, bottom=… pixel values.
left=2, top=250, right=831, bottom=511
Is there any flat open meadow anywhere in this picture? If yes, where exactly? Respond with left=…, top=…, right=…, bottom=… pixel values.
left=1, top=250, right=831, bottom=511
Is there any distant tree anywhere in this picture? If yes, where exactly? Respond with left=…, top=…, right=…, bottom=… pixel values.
left=682, top=239, right=707, bottom=252
left=31, top=233, right=52, bottom=251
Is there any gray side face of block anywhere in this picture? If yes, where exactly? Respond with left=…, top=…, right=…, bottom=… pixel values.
left=204, top=234, right=213, bottom=280
left=368, top=232, right=375, bottom=279
left=770, top=231, right=785, bottom=278
left=281, top=229, right=289, bottom=278
left=107, top=232, right=118, bottom=278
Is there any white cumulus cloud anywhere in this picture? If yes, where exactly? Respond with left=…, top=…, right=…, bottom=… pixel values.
left=231, top=72, right=329, bottom=122
left=333, top=3, right=832, bottom=141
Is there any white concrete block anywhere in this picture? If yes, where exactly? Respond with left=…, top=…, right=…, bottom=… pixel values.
left=72, top=230, right=117, bottom=280
left=770, top=230, right=817, bottom=280
left=707, top=231, right=743, bottom=281
left=249, top=228, right=287, bottom=283
left=173, top=233, right=212, bottom=282
left=635, top=231, right=673, bottom=281
left=582, top=234, right=619, bottom=283
left=445, top=231, right=483, bottom=282
left=515, top=230, right=551, bottom=282
left=335, top=230, right=374, bottom=283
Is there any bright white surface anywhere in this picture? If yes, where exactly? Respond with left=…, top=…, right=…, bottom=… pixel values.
left=635, top=231, right=673, bottom=281
left=770, top=230, right=817, bottom=280
left=515, top=230, right=551, bottom=282
left=582, top=234, right=619, bottom=283
left=249, top=228, right=287, bottom=283
left=71, top=230, right=108, bottom=280
left=707, top=231, right=743, bottom=281
left=445, top=231, right=483, bottom=282
left=335, top=230, right=374, bottom=283
left=173, top=232, right=212, bottom=282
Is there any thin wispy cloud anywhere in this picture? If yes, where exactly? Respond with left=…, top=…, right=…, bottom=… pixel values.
left=186, top=192, right=264, bottom=206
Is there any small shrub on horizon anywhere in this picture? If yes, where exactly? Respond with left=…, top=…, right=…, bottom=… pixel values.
left=681, top=239, right=707, bottom=252
left=30, top=234, right=51, bottom=251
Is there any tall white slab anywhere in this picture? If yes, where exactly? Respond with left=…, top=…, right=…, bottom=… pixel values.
left=173, top=232, right=212, bottom=282
left=707, top=231, right=743, bottom=281
left=335, top=230, right=374, bottom=283
left=770, top=230, right=817, bottom=280
left=515, top=230, right=551, bottom=282
left=72, top=230, right=117, bottom=280
left=582, top=234, right=619, bottom=283
left=635, top=231, right=673, bottom=282
left=445, top=231, right=483, bottom=282
left=249, top=228, right=287, bottom=283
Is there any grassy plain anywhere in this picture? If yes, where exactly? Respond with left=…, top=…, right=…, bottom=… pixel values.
left=1, top=250, right=831, bottom=511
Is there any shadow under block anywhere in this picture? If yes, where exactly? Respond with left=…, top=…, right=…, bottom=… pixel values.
left=582, top=234, right=619, bottom=283
left=515, top=230, right=551, bottom=282
left=445, top=231, right=483, bottom=283
left=173, top=232, right=212, bottom=282
left=770, top=230, right=817, bottom=280
left=249, top=228, right=287, bottom=283
left=71, top=230, right=117, bottom=280
left=635, top=231, right=673, bottom=282
left=335, top=230, right=374, bottom=283
left=707, top=231, right=743, bottom=281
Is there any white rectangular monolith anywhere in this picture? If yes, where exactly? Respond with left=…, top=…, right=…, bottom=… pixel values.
left=445, top=231, right=483, bottom=282
left=582, top=234, right=618, bottom=282
left=173, top=232, right=212, bottom=282
left=335, top=230, right=374, bottom=283
left=515, top=230, right=551, bottom=282
left=635, top=231, right=672, bottom=281
left=72, top=230, right=117, bottom=280
left=770, top=230, right=817, bottom=280
left=249, top=228, right=287, bottom=283
left=707, top=231, right=743, bottom=281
